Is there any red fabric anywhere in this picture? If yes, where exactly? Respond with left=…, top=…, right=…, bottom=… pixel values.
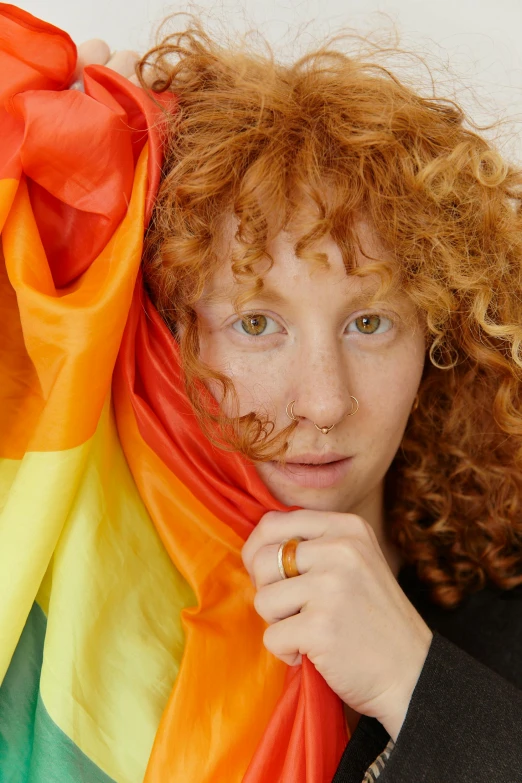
left=120, top=285, right=349, bottom=780
left=120, top=288, right=286, bottom=539
left=1, top=3, right=174, bottom=286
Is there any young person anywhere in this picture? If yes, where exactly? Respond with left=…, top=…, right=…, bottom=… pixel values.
left=1, top=5, right=521, bottom=782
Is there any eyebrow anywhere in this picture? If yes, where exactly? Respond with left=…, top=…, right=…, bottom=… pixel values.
left=198, top=285, right=289, bottom=308
left=199, top=284, right=394, bottom=312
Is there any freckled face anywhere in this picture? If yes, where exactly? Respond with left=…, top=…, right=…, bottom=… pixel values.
left=194, top=220, right=426, bottom=523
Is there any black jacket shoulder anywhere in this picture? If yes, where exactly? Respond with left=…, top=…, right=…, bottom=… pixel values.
left=332, top=565, right=522, bottom=782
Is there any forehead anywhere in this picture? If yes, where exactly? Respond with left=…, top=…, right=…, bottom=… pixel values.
left=202, top=214, right=401, bottom=306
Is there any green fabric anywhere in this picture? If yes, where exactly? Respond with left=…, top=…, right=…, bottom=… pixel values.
left=0, top=602, right=44, bottom=778
left=0, top=603, right=115, bottom=783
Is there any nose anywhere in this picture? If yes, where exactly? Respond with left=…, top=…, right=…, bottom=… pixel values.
left=288, top=337, right=356, bottom=432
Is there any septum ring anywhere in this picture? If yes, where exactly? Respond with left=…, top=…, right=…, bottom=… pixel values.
left=315, top=422, right=335, bottom=434
left=286, top=397, right=359, bottom=434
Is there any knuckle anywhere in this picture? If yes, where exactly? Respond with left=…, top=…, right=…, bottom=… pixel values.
left=251, top=549, right=264, bottom=582
left=107, top=50, right=141, bottom=78
left=258, top=510, right=279, bottom=536
left=260, top=511, right=294, bottom=547
left=78, top=39, right=111, bottom=62
left=337, top=538, right=366, bottom=569
left=253, top=588, right=267, bottom=618
left=317, top=568, right=342, bottom=595
left=345, top=513, right=370, bottom=538
left=123, top=50, right=140, bottom=66
left=263, top=624, right=277, bottom=653
left=310, top=609, right=334, bottom=642
left=240, top=542, right=255, bottom=575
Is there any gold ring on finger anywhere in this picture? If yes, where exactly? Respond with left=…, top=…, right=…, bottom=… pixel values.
left=277, top=537, right=304, bottom=580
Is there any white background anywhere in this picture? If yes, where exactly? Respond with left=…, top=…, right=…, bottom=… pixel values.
left=16, top=1, right=522, bottom=162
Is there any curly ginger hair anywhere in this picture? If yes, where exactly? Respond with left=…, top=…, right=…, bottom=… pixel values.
left=136, top=17, right=522, bottom=608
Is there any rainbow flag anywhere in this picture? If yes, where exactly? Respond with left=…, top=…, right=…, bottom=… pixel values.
left=0, top=5, right=348, bottom=781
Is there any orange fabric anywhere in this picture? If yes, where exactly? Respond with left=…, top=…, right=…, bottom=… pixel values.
left=113, top=343, right=288, bottom=780
left=0, top=234, right=43, bottom=457
left=1, top=4, right=350, bottom=780
left=0, top=3, right=173, bottom=457
left=2, top=171, right=147, bottom=454
left=114, top=287, right=349, bottom=780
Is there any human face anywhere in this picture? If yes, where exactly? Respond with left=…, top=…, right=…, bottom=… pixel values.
left=195, top=219, right=425, bottom=528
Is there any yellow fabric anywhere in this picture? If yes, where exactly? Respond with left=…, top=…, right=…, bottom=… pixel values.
left=0, top=439, right=89, bottom=682
left=0, top=145, right=151, bottom=679
left=0, top=142, right=196, bottom=782
left=38, top=400, right=195, bottom=782
left=113, top=381, right=289, bottom=783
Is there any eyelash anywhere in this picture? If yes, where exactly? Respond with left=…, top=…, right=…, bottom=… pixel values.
left=231, top=313, right=394, bottom=338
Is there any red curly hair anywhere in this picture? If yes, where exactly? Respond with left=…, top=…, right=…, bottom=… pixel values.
left=136, top=16, right=522, bottom=608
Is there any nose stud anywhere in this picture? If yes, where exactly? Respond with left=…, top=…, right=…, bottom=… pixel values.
left=286, top=396, right=359, bottom=434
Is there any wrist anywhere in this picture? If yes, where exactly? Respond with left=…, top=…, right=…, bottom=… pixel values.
left=379, top=693, right=410, bottom=742
left=378, top=629, right=433, bottom=742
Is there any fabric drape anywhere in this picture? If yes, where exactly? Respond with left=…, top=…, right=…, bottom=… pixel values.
left=0, top=4, right=349, bottom=780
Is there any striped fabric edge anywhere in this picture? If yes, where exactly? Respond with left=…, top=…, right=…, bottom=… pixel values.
left=362, top=738, right=396, bottom=782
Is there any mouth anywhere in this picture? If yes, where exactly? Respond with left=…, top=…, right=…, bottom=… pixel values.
left=267, top=452, right=352, bottom=489
left=285, top=452, right=348, bottom=465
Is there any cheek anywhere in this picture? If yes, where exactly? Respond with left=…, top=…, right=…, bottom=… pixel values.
left=199, top=335, right=287, bottom=417
left=361, top=344, right=424, bottom=441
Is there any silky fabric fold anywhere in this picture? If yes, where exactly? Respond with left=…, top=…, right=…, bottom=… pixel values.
left=1, top=9, right=196, bottom=781
left=114, top=284, right=349, bottom=781
left=0, top=4, right=350, bottom=781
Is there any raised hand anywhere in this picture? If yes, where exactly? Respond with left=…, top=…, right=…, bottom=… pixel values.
left=69, top=39, right=141, bottom=90
left=242, top=509, right=433, bottom=742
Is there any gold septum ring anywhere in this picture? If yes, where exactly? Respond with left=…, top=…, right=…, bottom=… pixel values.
left=286, top=397, right=359, bottom=434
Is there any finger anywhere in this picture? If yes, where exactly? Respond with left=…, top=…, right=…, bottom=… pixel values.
left=263, top=612, right=305, bottom=666
left=252, top=538, right=315, bottom=588
left=105, top=50, right=140, bottom=80
left=242, top=509, right=328, bottom=575
left=251, top=542, right=282, bottom=588
left=252, top=536, right=370, bottom=589
left=251, top=538, right=330, bottom=588
left=254, top=573, right=311, bottom=624
left=242, top=509, right=367, bottom=577
left=129, top=59, right=158, bottom=89
left=74, top=39, right=111, bottom=82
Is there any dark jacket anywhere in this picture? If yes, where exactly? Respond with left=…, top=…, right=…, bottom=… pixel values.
left=332, top=563, right=522, bottom=782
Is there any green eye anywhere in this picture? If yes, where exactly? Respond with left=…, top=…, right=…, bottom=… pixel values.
left=232, top=313, right=282, bottom=338
left=348, top=314, right=392, bottom=335
left=355, top=315, right=381, bottom=334
left=239, top=314, right=268, bottom=336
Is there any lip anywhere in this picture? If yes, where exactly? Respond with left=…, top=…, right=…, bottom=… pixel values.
left=285, top=452, right=348, bottom=465
left=268, top=453, right=352, bottom=489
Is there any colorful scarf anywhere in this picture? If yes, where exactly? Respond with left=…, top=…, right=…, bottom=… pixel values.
left=0, top=4, right=349, bottom=781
